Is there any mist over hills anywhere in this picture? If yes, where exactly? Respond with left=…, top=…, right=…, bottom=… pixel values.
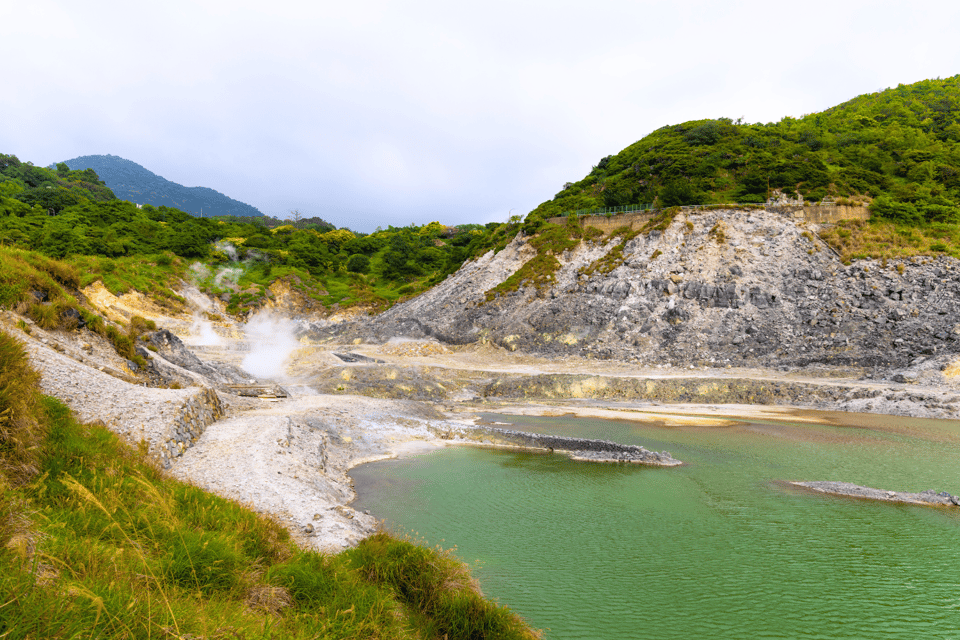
left=54, top=154, right=264, bottom=218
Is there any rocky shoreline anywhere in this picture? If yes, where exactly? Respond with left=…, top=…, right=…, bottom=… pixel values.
left=427, top=423, right=681, bottom=465
left=791, top=481, right=960, bottom=507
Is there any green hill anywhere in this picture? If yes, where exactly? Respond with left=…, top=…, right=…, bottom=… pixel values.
left=0, top=154, right=116, bottom=214
left=0, top=153, right=502, bottom=316
left=527, top=76, right=960, bottom=227
left=55, top=154, right=265, bottom=219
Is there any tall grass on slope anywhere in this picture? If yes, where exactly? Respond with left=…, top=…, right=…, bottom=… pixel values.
left=0, top=329, right=540, bottom=640
left=68, top=252, right=188, bottom=312
left=345, top=533, right=541, bottom=640
left=820, top=219, right=960, bottom=263
left=0, top=246, right=82, bottom=331
left=0, top=332, right=45, bottom=485
left=0, top=246, right=151, bottom=368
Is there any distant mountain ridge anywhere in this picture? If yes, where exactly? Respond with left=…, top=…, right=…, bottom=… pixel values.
left=54, top=154, right=263, bottom=218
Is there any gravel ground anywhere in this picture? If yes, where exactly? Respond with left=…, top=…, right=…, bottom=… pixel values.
left=3, top=313, right=211, bottom=447
left=168, top=393, right=453, bottom=551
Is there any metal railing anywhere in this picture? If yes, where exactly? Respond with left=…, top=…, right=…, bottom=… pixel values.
left=560, top=204, right=655, bottom=218
left=558, top=202, right=769, bottom=218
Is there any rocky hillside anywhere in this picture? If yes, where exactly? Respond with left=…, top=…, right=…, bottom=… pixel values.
left=330, top=207, right=960, bottom=376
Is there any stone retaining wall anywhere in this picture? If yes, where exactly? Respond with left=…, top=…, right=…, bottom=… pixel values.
left=546, top=203, right=870, bottom=233
left=155, top=388, right=225, bottom=468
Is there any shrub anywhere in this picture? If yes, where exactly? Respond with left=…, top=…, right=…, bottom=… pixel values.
left=683, top=120, right=722, bottom=146
left=27, top=302, right=58, bottom=330
left=129, top=315, right=156, bottom=340
left=347, top=253, right=370, bottom=274
left=870, top=196, right=922, bottom=225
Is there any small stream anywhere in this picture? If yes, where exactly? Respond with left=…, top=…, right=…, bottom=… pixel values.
left=351, top=412, right=960, bottom=639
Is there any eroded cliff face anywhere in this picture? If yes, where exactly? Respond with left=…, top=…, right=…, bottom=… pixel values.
left=330, top=208, right=960, bottom=374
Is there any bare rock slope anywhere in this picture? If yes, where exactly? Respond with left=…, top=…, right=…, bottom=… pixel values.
left=337, top=208, right=960, bottom=377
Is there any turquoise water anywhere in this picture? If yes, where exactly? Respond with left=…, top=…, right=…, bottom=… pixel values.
left=350, top=413, right=960, bottom=639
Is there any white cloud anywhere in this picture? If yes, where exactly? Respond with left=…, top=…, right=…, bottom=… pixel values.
left=2, top=0, right=959, bottom=231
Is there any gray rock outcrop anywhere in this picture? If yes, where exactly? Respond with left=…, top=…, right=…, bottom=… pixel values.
left=323, top=208, right=960, bottom=377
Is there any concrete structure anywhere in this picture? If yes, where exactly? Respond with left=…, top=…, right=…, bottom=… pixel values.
left=546, top=203, right=871, bottom=234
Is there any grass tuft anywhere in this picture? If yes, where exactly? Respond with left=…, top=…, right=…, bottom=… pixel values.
left=346, top=532, right=541, bottom=640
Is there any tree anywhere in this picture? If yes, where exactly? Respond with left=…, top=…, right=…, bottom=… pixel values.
left=381, top=233, right=419, bottom=280
left=346, top=254, right=370, bottom=273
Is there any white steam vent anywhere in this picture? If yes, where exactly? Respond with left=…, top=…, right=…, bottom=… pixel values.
left=241, top=311, right=301, bottom=380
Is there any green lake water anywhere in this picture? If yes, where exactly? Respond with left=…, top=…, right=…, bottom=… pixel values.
left=350, top=413, right=960, bottom=639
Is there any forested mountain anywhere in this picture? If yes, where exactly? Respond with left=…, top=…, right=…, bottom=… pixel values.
left=528, top=76, right=960, bottom=227
left=54, top=154, right=264, bottom=218
left=0, top=154, right=116, bottom=213
left=0, top=153, right=502, bottom=315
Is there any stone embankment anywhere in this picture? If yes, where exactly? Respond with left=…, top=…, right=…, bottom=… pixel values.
left=480, top=373, right=960, bottom=417
left=428, top=424, right=681, bottom=466
left=792, top=481, right=960, bottom=507
left=154, top=388, right=224, bottom=467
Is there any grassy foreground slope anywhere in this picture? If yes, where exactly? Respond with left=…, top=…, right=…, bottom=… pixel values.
left=0, top=330, right=539, bottom=639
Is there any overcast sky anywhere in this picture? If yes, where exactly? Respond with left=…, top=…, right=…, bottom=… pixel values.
left=3, top=1, right=959, bottom=232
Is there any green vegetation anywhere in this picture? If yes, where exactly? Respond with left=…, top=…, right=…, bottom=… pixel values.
left=1, top=153, right=505, bottom=313
left=820, top=219, right=960, bottom=263
left=518, top=76, right=960, bottom=262
left=485, top=216, right=602, bottom=301
left=0, top=331, right=540, bottom=639
left=530, top=77, right=960, bottom=222
left=0, top=246, right=156, bottom=368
